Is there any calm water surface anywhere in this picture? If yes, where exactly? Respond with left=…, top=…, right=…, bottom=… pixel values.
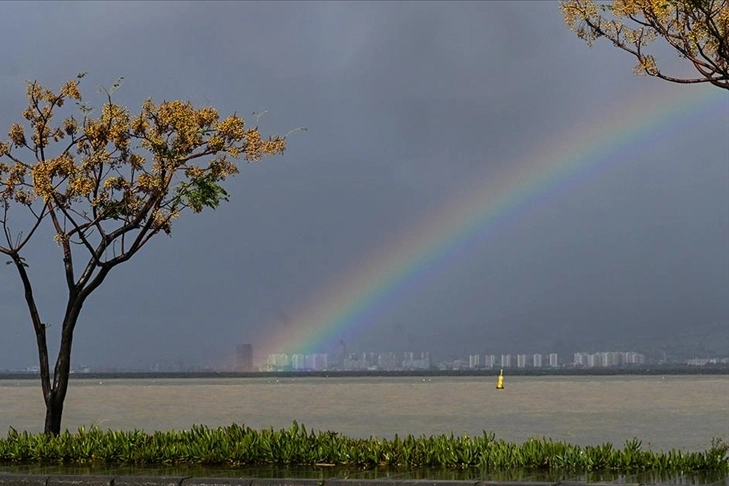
left=1, top=375, right=727, bottom=452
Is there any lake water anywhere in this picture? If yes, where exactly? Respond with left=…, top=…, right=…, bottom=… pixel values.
left=1, top=375, right=727, bottom=452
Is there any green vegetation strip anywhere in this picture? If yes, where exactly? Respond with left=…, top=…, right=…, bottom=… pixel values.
left=0, top=422, right=727, bottom=472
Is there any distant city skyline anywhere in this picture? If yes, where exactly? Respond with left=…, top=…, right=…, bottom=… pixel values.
left=7, top=345, right=720, bottom=375
left=257, top=349, right=650, bottom=372
left=3, top=334, right=727, bottom=374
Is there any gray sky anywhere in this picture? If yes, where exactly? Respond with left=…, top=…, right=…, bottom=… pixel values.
left=0, top=1, right=727, bottom=369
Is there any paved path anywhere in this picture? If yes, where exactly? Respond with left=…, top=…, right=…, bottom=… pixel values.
left=1, top=476, right=728, bottom=486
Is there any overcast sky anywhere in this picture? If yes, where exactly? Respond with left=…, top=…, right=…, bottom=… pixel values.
left=0, top=1, right=727, bottom=369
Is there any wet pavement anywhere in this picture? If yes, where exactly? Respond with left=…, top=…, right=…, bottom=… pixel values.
left=0, top=465, right=727, bottom=486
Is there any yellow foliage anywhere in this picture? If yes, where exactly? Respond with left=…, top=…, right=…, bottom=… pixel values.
left=560, top=0, right=729, bottom=89
left=67, top=176, right=95, bottom=197
left=59, top=80, right=82, bottom=100
left=0, top=77, right=290, bottom=240
left=9, top=124, right=26, bottom=147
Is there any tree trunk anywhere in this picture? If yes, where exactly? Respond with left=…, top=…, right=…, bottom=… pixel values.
left=41, top=300, right=83, bottom=435
left=11, top=229, right=108, bottom=435
left=44, top=393, right=64, bottom=436
left=11, top=253, right=60, bottom=435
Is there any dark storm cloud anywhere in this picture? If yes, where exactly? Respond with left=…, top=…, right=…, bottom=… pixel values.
left=0, top=2, right=726, bottom=368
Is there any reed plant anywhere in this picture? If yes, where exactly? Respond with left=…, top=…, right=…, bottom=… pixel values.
left=0, top=422, right=726, bottom=473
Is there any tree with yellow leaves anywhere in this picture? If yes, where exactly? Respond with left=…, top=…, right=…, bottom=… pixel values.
left=0, top=75, right=289, bottom=435
left=560, top=0, right=729, bottom=90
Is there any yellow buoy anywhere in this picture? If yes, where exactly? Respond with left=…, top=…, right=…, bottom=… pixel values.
left=496, top=369, right=504, bottom=389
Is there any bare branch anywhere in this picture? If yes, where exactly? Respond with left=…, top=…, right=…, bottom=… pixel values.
left=46, top=203, right=76, bottom=291
left=10, top=204, right=49, bottom=252
left=9, top=252, right=53, bottom=404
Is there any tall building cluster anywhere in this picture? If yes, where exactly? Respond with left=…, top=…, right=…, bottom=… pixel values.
left=260, top=353, right=329, bottom=372
left=467, top=353, right=560, bottom=369
left=257, top=351, right=431, bottom=371
left=237, top=342, right=649, bottom=372
left=343, top=351, right=431, bottom=371
left=573, top=351, right=646, bottom=368
left=465, top=351, right=645, bottom=369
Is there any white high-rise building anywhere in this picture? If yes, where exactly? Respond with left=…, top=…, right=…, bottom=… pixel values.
left=291, top=354, right=306, bottom=370
left=624, top=352, right=646, bottom=365
left=378, top=353, right=399, bottom=370
left=266, top=353, right=289, bottom=370
left=306, top=353, right=327, bottom=370
left=574, top=352, right=589, bottom=367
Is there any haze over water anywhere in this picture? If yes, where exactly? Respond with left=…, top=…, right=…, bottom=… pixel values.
left=1, top=375, right=727, bottom=452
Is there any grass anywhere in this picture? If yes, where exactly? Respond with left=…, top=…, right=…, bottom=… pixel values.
left=0, top=421, right=727, bottom=473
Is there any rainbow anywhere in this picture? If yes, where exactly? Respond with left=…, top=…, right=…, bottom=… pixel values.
left=256, top=83, right=727, bottom=361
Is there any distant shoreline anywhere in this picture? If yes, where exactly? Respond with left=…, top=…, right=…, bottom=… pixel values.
left=1, top=366, right=727, bottom=380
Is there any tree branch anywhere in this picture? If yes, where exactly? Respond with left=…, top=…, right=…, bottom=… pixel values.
left=10, top=252, right=52, bottom=405
left=50, top=194, right=103, bottom=268
left=583, top=16, right=719, bottom=84
left=46, top=202, right=76, bottom=291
